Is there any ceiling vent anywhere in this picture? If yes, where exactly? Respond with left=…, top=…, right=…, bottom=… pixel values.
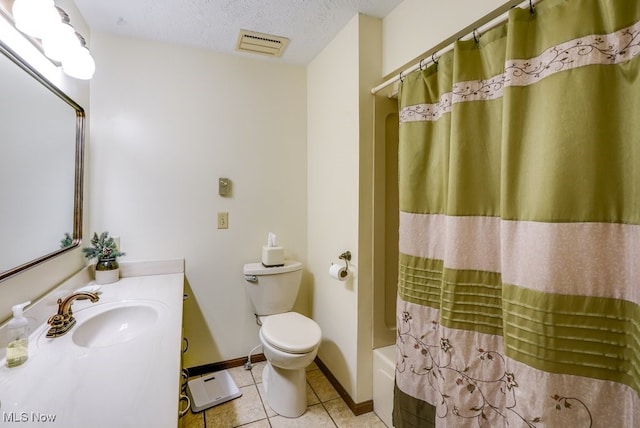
left=236, top=30, right=289, bottom=57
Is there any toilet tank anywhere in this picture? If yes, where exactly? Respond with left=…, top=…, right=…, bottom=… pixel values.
left=243, top=260, right=303, bottom=316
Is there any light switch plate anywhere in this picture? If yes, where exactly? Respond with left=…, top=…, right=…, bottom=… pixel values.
left=218, top=178, right=231, bottom=196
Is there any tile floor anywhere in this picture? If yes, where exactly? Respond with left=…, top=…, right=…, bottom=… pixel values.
left=180, top=361, right=388, bottom=428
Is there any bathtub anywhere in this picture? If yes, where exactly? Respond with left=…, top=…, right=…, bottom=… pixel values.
left=373, top=345, right=396, bottom=427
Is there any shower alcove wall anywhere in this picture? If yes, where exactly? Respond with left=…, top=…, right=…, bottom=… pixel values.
left=373, top=94, right=399, bottom=349
left=372, top=93, right=399, bottom=426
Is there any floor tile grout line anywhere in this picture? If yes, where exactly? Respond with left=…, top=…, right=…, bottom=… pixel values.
left=305, top=375, right=339, bottom=427
left=248, top=363, right=273, bottom=427
left=317, top=398, right=340, bottom=427
left=253, top=381, right=273, bottom=427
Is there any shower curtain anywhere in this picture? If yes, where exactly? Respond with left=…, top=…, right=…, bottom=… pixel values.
left=394, top=0, right=640, bottom=426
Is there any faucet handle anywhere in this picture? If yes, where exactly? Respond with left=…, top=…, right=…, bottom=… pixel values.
left=48, top=313, right=65, bottom=328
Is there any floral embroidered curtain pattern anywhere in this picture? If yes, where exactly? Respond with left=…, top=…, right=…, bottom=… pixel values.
left=394, top=0, right=640, bottom=426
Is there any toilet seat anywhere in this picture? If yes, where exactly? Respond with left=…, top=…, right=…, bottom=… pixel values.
left=260, top=312, right=321, bottom=354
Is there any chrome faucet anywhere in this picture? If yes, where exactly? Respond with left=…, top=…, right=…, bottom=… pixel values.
left=46, top=291, right=100, bottom=338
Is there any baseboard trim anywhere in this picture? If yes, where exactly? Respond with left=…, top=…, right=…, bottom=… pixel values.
left=185, top=354, right=374, bottom=416
left=315, top=357, right=374, bottom=416
left=186, top=353, right=266, bottom=377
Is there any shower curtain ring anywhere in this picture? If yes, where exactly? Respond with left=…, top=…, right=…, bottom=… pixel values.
left=529, top=0, right=535, bottom=14
left=431, top=52, right=438, bottom=65
left=419, top=58, right=425, bottom=70
left=472, top=28, right=480, bottom=43
left=399, top=70, right=404, bottom=82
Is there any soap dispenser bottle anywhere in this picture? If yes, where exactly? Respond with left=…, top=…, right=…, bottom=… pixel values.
left=6, top=301, right=31, bottom=368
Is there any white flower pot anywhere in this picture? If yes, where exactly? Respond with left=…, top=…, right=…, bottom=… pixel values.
left=95, top=268, right=119, bottom=285
left=95, top=258, right=120, bottom=284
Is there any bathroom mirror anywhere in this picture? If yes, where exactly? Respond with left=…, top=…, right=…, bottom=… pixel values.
left=0, top=39, right=85, bottom=282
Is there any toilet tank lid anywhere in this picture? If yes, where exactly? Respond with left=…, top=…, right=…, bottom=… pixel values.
left=243, top=260, right=302, bottom=276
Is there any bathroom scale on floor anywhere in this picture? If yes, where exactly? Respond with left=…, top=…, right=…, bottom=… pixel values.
left=187, top=369, right=242, bottom=412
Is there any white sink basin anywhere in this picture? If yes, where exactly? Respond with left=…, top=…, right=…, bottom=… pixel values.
left=71, top=301, right=164, bottom=348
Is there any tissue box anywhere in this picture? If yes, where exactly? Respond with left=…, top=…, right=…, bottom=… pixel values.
left=262, top=246, right=284, bottom=267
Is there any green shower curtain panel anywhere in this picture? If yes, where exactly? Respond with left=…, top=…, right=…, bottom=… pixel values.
left=394, top=0, right=640, bottom=426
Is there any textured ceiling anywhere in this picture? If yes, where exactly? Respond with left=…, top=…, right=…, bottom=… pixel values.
left=73, top=0, right=404, bottom=65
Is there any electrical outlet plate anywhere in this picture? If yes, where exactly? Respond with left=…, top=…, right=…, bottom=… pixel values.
left=217, top=212, right=228, bottom=229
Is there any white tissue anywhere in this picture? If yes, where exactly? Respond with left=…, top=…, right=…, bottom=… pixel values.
left=262, top=232, right=284, bottom=266
left=329, top=263, right=349, bottom=281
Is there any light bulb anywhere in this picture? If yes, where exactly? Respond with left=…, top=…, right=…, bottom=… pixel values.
left=12, top=0, right=59, bottom=39
left=43, top=23, right=79, bottom=62
left=62, top=46, right=95, bottom=80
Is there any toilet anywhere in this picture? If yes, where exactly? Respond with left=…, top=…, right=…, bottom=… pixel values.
left=243, top=260, right=322, bottom=418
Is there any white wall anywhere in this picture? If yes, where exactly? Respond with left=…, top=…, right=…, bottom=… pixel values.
left=307, top=13, right=381, bottom=404
left=0, top=0, right=90, bottom=324
left=383, top=0, right=511, bottom=75
left=88, top=33, right=307, bottom=367
left=308, top=14, right=360, bottom=401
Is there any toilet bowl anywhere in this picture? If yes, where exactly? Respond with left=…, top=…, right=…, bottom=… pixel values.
left=243, top=260, right=322, bottom=417
left=259, top=312, right=321, bottom=417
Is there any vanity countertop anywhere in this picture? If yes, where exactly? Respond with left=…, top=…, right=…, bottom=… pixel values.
left=0, top=260, right=184, bottom=428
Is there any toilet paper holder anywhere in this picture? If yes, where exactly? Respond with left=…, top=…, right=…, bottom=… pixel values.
left=338, top=251, right=351, bottom=270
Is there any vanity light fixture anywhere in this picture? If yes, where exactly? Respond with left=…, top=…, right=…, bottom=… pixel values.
left=11, top=0, right=95, bottom=79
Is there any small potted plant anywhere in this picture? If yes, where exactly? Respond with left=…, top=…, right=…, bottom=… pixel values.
left=60, top=233, right=73, bottom=248
left=83, top=231, right=125, bottom=284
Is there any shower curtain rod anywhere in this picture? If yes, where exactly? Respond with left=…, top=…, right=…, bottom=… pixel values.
left=370, top=0, right=543, bottom=95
